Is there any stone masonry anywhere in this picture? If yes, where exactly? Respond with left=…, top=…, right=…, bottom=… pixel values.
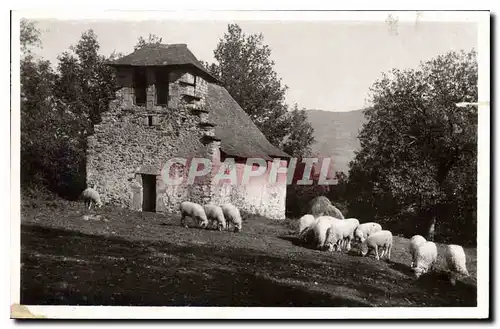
left=87, top=63, right=287, bottom=220
left=86, top=66, right=218, bottom=212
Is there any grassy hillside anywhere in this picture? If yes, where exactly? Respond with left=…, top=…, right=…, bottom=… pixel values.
left=306, top=109, right=366, bottom=175
left=20, top=198, right=476, bottom=307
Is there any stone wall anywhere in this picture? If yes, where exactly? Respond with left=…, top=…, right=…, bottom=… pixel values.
left=87, top=64, right=287, bottom=220
left=210, top=159, right=288, bottom=220
left=86, top=66, right=213, bottom=211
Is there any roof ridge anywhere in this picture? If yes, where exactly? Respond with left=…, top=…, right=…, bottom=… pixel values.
left=107, top=43, right=218, bottom=83
left=141, top=43, right=187, bottom=48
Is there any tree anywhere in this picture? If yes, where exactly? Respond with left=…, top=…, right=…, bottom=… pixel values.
left=21, top=26, right=117, bottom=197
left=55, top=29, right=116, bottom=128
left=347, top=50, right=477, bottom=244
left=281, top=104, right=315, bottom=158
left=206, top=25, right=317, bottom=218
left=134, top=33, right=163, bottom=50
left=282, top=104, right=317, bottom=217
left=20, top=20, right=68, bottom=194
left=52, top=29, right=117, bottom=195
left=20, top=19, right=41, bottom=56
left=21, top=56, right=58, bottom=187
left=208, top=24, right=291, bottom=147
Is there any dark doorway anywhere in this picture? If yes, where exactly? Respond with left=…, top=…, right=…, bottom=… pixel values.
left=142, top=174, right=157, bottom=212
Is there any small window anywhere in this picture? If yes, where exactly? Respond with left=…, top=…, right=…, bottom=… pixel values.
left=145, top=115, right=158, bottom=127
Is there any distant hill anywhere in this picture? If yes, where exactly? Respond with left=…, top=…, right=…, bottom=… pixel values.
left=305, top=109, right=367, bottom=175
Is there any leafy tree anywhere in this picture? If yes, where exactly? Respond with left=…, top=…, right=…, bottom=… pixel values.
left=347, top=50, right=477, bottom=244
left=21, top=56, right=58, bottom=188
left=21, top=26, right=117, bottom=197
left=20, top=20, right=72, bottom=194
left=207, top=24, right=292, bottom=147
left=55, top=29, right=116, bottom=128
left=205, top=24, right=317, bottom=217
left=52, top=29, right=117, bottom=195
left=20, top=18, right=41, bottom=56
left=282, top=104, right=318, bottom=217
left=134, top=33, right=163, bottom=50
left=281, top=103, right=315, bottom=158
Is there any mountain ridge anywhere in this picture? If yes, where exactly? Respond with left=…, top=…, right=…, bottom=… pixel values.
left=305, top=109, right=367, bottom=175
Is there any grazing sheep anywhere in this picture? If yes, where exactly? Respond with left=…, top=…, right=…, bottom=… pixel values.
left=180, top=201, right=209, bottom=228
left=339, top=218, right=360, bottom=250
left=81, top=187, right=103, bottom=209
left=354, top=222, right=382, bottom=243
left=324, top=219, right=357, bottom=252
left=409, top=235, right=427, bottom=268
left=298, top=214, right=316, bottom=239
left=309, top=196, right=345, bottom=219
left=360, top=230, right=393, bottom=260
left=222, top=203, right=242, bottom=232
left=203, top=204, right=226, bottom=231
left=445, top=244, right=470, bottom=285
left=310, top=216, right=340, bottom=250
left=300, top=225, right=317, bottom=246
left=412, top=241, right=438, bottom=278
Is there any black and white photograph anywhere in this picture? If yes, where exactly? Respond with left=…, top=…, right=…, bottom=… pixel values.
left=10, top=9, right=490, bottom=319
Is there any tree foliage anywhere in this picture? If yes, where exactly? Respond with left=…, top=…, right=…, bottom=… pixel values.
left=21, top=24, right=117, bottom=198
left=206, top=24, right=317, bottom=218
left=281, top=104, right=315, bottom=158
left=20, top=18, right=41, bottom=55
left=346, top=50, right=478, bottom=244
left=55, top=29, right=116, bottom=128
left=207, top=24, right=315, bottom=156
left=134, top=33, right=163, bottom=50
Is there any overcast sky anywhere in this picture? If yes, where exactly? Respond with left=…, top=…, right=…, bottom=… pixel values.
left=30, top=19, right=477, bottom=112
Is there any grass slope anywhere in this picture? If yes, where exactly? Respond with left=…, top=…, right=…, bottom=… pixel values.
left=20, top=198, right=476, bottom=307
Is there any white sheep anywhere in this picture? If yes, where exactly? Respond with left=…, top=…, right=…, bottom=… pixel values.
left=324, top=219, right=356, bottom=252
left=222, top=203, right=242, bottom=232
left=412, top=241, right=438, bottom=278
left=180, top=201, right=209, bottom=228
left=203, top=204, right=226, bottom=231
left=409, top=235, right=427, bottom=268
left=360, top=230, right=393, bottom=260
left=445, top=244, right=470, bottom=285
left=339, top=218, right=360, bottom=251
left=310, top=216, right=340, bottom=250
left=298, top=214, right=316, bottom=239
left=81, top=187, right=103, bottom=209
left=354, top=222, right=382, bottom=243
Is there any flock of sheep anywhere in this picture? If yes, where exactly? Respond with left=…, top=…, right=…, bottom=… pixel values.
left=81, top=188, right=470, bottom=285
left=297, top=211, right=470, bottom=285
left=179, top=201, right=243, bottom=232
left=80, top=187, right=243, bottom=232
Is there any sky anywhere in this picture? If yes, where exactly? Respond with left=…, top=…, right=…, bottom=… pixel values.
left=30, top=19, right=477, bottom=112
